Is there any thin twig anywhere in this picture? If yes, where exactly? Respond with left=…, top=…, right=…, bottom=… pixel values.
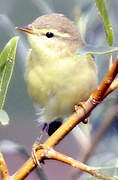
left=0, top=152, right=10, bottom=180
left=92, top=58, right=118, bottom=101
left=104, top=78, right=118, bottom=98
left=41, top=148, right=117, bottom=180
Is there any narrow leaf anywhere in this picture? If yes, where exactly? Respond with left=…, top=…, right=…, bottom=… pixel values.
left=94, top=0, right=114, bottom=46
left=0, top=110, right=10, bottom=126
left=0, top=36, right=19, bottom=109
left=78, top=45, right=118, bottom=56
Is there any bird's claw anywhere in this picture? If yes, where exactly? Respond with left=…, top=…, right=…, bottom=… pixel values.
left=75, top=102, right=89, bottom=124
left=32, top=143, right=41, bottom=166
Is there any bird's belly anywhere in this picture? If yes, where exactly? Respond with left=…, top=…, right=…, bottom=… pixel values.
left=27, top=57, right=97, bottom=122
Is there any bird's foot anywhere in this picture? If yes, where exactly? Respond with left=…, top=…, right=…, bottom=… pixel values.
left=75, top=102, right=89, bottom=124
left=31, top=126, right=47, bottom=166
left=32, top=142, right=40, bottom=166
left=32, top=135, right=44, bottom=166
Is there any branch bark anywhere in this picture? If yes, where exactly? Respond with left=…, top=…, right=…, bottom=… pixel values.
left=0, top=152, right=10, bottom=180
left=41, top=148, right=117, bottom=180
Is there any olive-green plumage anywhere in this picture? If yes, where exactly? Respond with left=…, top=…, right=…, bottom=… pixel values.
left=18, top=13, right=97, bottom=124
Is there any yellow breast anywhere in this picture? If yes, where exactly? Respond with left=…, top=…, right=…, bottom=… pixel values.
left=26, top=51, right=97, bottom=122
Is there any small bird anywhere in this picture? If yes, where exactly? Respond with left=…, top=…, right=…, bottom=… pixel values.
left=17, top=13, right=97, bottom=136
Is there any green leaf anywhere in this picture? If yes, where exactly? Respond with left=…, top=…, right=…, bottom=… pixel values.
left=94, top=0, right=114, bottom=46
left=78, top=45, right=118, bottom=56
left=0, top=110, right=10, bottom=126
left=0, top=36, right=19, bottom=109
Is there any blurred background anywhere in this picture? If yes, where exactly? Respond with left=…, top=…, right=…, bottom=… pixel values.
left=0, top=0, right=118, bottom=179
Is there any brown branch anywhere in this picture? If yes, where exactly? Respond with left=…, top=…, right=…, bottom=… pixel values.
left=104, top=78, right=118, bottom=98
left=92, top=58, right=118, bottom=101
left=41, top=148, right=117, bottom=180
left=0, top=152, right=10, bottom=180
left=0, top=57, right=116, bottom=180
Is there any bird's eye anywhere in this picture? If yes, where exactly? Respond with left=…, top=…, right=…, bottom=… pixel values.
left=46, top=32, right=54, bottom=38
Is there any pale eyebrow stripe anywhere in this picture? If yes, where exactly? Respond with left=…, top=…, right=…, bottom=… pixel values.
left=35, top=28, right=71, bottom=38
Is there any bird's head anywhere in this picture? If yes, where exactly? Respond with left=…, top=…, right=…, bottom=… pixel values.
left=17, top=13, right=84, bottom=59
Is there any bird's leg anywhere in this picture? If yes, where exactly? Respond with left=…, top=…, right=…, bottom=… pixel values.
left=32, top=139, right=42, bottom=166
left=32, top=123, right=48, bottom=166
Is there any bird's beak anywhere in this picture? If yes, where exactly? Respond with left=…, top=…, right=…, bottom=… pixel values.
left=16, top=26, right=36, bottom=35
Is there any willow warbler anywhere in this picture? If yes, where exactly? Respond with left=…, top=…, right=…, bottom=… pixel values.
left=17, top=13, right=97, bottom=136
